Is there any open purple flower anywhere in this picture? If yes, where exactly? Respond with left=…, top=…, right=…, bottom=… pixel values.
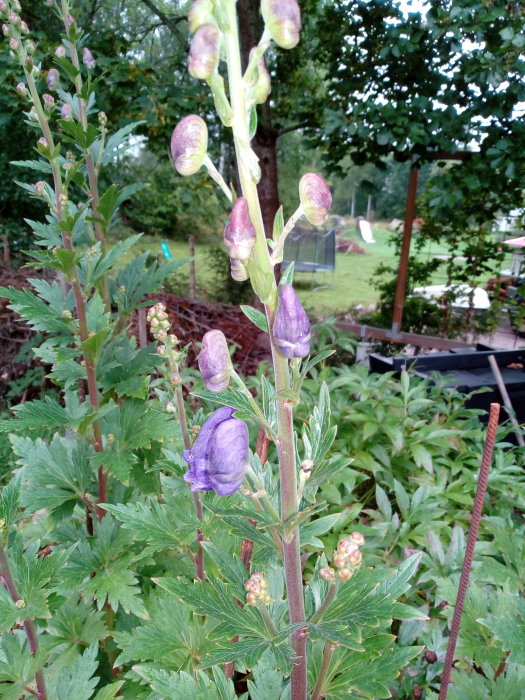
left=273, top=284, right=310, bottom=358
left=183, top=406, right=249, bottom=496
left=198, top=329, right=232, bottom=393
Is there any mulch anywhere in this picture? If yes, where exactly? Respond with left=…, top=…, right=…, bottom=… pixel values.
left=0, top=266, right=270, bottom=403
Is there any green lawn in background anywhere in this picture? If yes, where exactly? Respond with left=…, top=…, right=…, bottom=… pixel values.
left=125, top=224, right=514, bottom=317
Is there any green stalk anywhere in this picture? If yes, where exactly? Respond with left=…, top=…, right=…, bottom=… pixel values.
left=311, top=642, right=336, bottom=700
left=222, top=3, right=307, bottom=697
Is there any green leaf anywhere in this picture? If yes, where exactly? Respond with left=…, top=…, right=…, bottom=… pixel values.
left=132, top=666, right=226, bottom=700
left=0, top=475, right=21, bottom=533
left=247, top=651, right=285, bottom=700
left=240, top=305, right=269, bottom=333
left=273, top=206, right=284, bottom=241
left=47, top=644, right=100, bottom=700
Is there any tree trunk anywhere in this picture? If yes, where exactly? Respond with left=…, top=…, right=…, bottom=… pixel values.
left=237, top=0, right=280, bottom=238
left=350, top=190, right=356, bottom=219
left=367, top=194, right=373, bottom=219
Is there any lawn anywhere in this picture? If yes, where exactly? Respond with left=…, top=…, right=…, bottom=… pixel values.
left=124, top=224, right=513, bottom=317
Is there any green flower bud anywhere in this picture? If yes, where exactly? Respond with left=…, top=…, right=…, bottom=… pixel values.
left=170, top=114, right=208, bottom=176
left=261, top=0, right=301, bottom=50
left=250, top=49, right=271, bottom=105
left=299, top=172, right=332, bottom=226
left=188, top=23, right=220, bottom=80
left=188, top=0, right=214, bottom=33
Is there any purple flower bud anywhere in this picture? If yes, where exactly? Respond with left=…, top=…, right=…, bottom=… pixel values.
left=299, top=172, right=332, bottom=226
left=55, top=45, right=66, bottom=57
left=16, top=82, right=26, bottom=96
left=170, top=114, right=208, bottom=176
left=0, top=1, right=7, bottom=13
left=7, top=11, right=20, bottom=25
left=183, top=406, right=249, bottom=496
left=188, top=23, right=219, bottom=80
left=66, top=13, right=75, bottom=26
left=1, top=23, right=9, bottom=36
left=34, top=181, right=46, bottom=196
left=42, top=93, right=55, bottom=110
left=188, top=0, right=214, bottom=33
left=198, top=329, right=232, bottom=393
left=60, top=102, right=72, bottom=120
left=37, top=137, right=48, bottom=148
left=273, top=284, right=310, bottom=358
left=20, top=20, right=29, bottom=34
left=261, top=0, right=301, bottom=50
left=224, top=197, right=256, bottom=262
left=8, top=36, right=19, bottom=51
left=46, top=68, right=59, bottom=91
left=82, top=47, right=96, bottom=69
left=251, top=52, right=271, bottom=105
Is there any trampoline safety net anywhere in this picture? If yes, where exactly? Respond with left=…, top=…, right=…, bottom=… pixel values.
left=282, top=228, right=336, bottom=273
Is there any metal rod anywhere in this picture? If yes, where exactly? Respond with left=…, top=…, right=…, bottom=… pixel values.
left=438, top=403, right=501, bottom=700
left=488, top=354, right=525, bottom=447
left=391, top=164, right=419, bottom=333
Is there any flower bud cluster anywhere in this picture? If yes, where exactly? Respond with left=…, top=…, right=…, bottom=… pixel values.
left=1, top=2, right=31, bottom=62
left=244, top=572, right=272, bottom=606
left=321, top=532, right=365, bottom=583
left=147, top=303, right=175, bottom=343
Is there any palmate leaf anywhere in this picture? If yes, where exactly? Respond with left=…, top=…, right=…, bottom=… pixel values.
left=102, top=499, right=199, bottom=554
left=10, top=435, right=94, bottom=518
left=247, top=651, right=286, bottom=700
left=0, top=285, right=73, bottom=334
left=113, top=591, right=212, bottom=667
left=0, top=474, right=21, bottom=531
left=58, top=517, right=148, bottom=619
left=323, top=644, right=422, bottom=699
left=46, top=643, right=100, bottom=700
left=132, top=666, right=235, bottom=700
left=0, top=631, right=47, bottom=700
left=479, top=595, right=525, bottom=665
left=46, top=598, right=107, bottom=664
left=0, top=587, right=20, bottom=635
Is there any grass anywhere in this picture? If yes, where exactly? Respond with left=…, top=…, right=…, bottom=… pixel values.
left=117, top=223, right=514, bottom=317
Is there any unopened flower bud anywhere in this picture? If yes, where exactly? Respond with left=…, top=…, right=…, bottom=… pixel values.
left=7, top=11, right=20, bottom=24
left=37, top=137, right=48, bottom=148
left=301, top=458, right=314, bottom=474
left=170, top=114, right=208, bottom=176
left=98, top=111, right=107, bottom=126
left=188, top=0, right=214, bottom=33
left=8, top=36, right=19, bottom=51
left=15, top=598, right=26, bottom=608
left=20, top=19, right=28, bottom=33
left=62, top=309, right=72, bottom=318
left=169, top=334, right=178, bottom=345
left=188, top=23, right=220, bottom=80
left=347, top=549, right=362, bottom=567
left=424, top=650, right=437, bottom=664
left=320, top=566, right=335, bottom=582
left=60, top=102, right=72, bottom=120
left=252, top=53, right=271, bottom=104
left=350, top=531, right=365, bottom=546
left=333, top=553, right=347, bottom=569
left=157, top=329, right=167, bottom=340
left=273, top=284, right=310, bottom=358
left=66, top=13, right=75, bottom=26
left=337, top=567, right=353, bottom=582
left=157, top=345, right=166, bottom=356
left=198, top=329, right=232, bottom=393
left=224, top=197, right=256, bottom=262
left=230, top=258, right=248, bottom=282
left=82, top=46, right=96, bottom=69
left=246, top=591, right=257, bottom=606
left=1, top=23, right=9, bottom=36
left=46, top=68, right=59, bottom=91
left=34, top=181, right=46, bottom=196
left=55, top=44, right=66, bottom=57
left=24, top=55, right=33, bottom=69
left=299, top=172, right=332, bottom=226
left=165, top=401, right=176, bottom=413
left=28, top=106, right=38, bottom=121
left=0, top=517, right=6, bottom=532
left=25, top=39, right=36, bottom=54
left=171, top=373, right=181, bottom=385
left=16, top=81, right=27, bottom=96
left=42, top=93, right=54, bottom=110
left=261, top=0, right=301, bottom=50
left=0, top=1, right=7, bottom=13
left=12, top=0, right=21, bottom=9
left=337, top=539, right=358, bottom=556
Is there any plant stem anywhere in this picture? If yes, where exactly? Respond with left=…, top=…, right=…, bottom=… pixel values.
left=0, top=549, right=47, bottom=699
left=311, top=642, right=336, bottom=700
left=257, top=602, right=279, bottom=637
left=270, top=205, right=304, bottom=263
left=310, top=583, right=336, bottom=624
left=231, top=369, right=275, bottom=438
left=223, top=3, right=307, bottom=696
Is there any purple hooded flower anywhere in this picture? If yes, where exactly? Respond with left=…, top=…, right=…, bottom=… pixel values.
left=273, top=284, right=310, bottom=358
left=224, top=197, right=256, bottom=262
left=46, top=68, right=59, bottom=91
left=82, top=47, right=96, bottom=69
left=188, top=23, right=220, bottom=80
left=261, top=0, right=301, bottom=50
left=299, top=173, right=332, bottom=226
left=183, top=406, right=249, bottom=496
left=198, top=329, right=232, bottom=393
left=170, top=114, right=208, bottom=176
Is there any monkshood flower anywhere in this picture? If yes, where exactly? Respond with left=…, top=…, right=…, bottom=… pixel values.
left=183, top=406, right=249, bottom=496
left=224, top=197, right=256, bottom=262
left=198, top=329, right=232, bottom=393
left=82, top=47, right=96, bottom=69
left=46, top=68, right=59, bottom=91
left=261, top=0, right=301, bottom=50
left=170, top=114, right=208, bottom=176
left=60, top=102, right=72, bottom=120
left=188, top=23, right=219, bottom=80
left=299, top=172, right=332, bottom=226
left=188, top=0, right=214, bottom=33
left=273, top=284, right=310, bottom=358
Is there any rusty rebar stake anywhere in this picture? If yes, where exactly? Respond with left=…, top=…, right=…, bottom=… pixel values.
left=438, top=402, right=501, bottom=700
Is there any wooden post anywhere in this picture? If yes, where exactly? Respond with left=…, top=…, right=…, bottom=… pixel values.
left=391, top=164, right=419, bottom=335
left=189, top=234, right=196, bottom=299
left=2, top=235, right=10, bottom=266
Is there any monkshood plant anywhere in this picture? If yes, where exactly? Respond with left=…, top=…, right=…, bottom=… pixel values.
left=0, top=0, right=423, bottom=698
